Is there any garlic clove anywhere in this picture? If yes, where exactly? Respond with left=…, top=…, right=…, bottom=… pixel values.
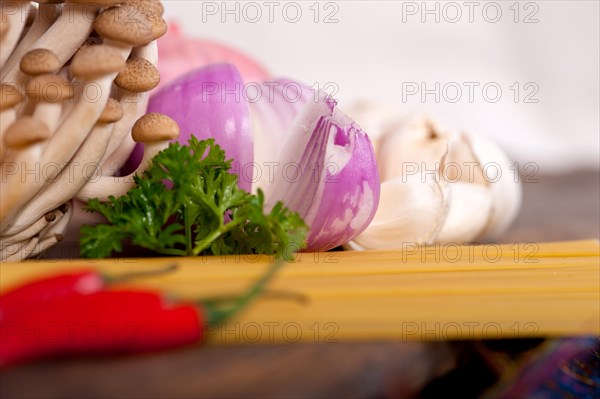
left=467, top=134, right=522, bottom=240
left=377, top=115, right=449, bottom=181
left=347, top=173, right=449, bottom=250
left=432, top=133, right=493, bottom=243
left=434, top=181, right=493, bottom=244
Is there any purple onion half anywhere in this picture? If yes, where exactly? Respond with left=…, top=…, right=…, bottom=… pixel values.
left=260, top=92, right=381, bottom=251
left=126, top=63, right=253, bottom=191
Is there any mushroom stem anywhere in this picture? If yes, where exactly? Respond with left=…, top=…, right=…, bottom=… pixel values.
left=99, top=91, right=148, bottom=174
left=1, top=145, right=45, bottom=229
left=1, top=2, right=61, bottom=81
left=28, top=202, right=71, bottom=259
left=102, top=39, right=135, bottom=62
left=0, top=108, right=16, bottom=160
left=0, top=117, right=51, bottom=230
left=38, top=40, right=130, bottom=181
left=6, top=123, right=114, bottom=235
left=0, top=9, right=9, bottom=40
left=90, top=5, right=165, bottom=174
left=2, top=3, right=97, bottom=87
left=77, top=141, right=167, bottom=201
left=99, top=41, right=158, bottom=174
left=1, top=71, right=84, bottom=229
left=0, top=2, right=169, bottom=259
left=40, top=74, right=114, bottom=171
left=0, top=82, right=23, bottom=160
left=78, top=112, right=180, bottom=201
left=0, top=1, right=29, bottom=69
left=32, top=3, right=97, bottom=64
left=2, top=237, right=34, bottom=262
left=0, top=211, right=56, bottom=249
left=29, top=232, right=65, bottom=259
left=2, top=204, right=70, bottom=262
left=25, top=73, right=75, bottom=133
left=1, top=43, right=129, bottom=232
left=32, top=101, right=62, bottom=131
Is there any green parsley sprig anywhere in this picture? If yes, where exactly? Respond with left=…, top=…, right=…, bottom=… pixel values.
left=80, top=137, right=308, bottom=260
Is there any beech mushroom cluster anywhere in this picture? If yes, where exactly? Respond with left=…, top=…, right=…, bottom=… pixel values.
left=0, top=0, right=179, bottom=261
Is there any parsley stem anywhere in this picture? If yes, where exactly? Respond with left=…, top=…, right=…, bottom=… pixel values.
left=184, top=204, right=193, bottom=256
left=192, top=218, right=245, bottom=256
left=205, top=258, right=287, bottom=324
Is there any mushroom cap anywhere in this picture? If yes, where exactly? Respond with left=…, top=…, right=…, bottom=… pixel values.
left=94, top=5, right=154, bottom=46
left=114, top=57, right=160, bottom=93
left=66, top=0, right=126, bottom=6
left=98, top=98, right=124, bottom=124
left=26, top=75, right=74, bottom=103
left=132, top=113, right=180, bottom=143
left=70, top=44, right=126, bottom=79
left=4, top=117, right=51, bottom=149
left=20, top=49, right=62, bottom=76
left=0, top=84, right=23, bottom=111
left=144, top=11, right=168, bottom=41
left=128, top=0, right=164, bottom=16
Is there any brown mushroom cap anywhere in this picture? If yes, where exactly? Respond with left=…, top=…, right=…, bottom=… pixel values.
left=4, top=117, right=51, bottom=149
left=114, top=57, right=160, bottom=93
left=70, top=44, right=126, bottom=79
left=132, top=113, right=180, bottom=143
left=65, top=0, right=124, bottom=7
left=26, top=75, right=74, bottom=103
left=20, top=49, right=62, bottom=76
left=129, top=0, right=164, bottom=17
left=98, top=98, right=124, bottom=124
left=0, top=84, right=23, bottom=111
left=144, top=12, right=168, bottom=41
left=94, top=5, right=154, bottom=46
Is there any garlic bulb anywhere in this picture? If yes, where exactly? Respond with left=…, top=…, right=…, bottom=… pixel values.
left=349, top=113, right=521, bottom=249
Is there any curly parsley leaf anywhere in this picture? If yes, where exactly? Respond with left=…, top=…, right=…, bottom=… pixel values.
left=80, top=137, right=308, bottom=260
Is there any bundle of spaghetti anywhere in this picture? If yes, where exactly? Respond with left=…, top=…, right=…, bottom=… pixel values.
left=1, top=240, right=598, bottom=343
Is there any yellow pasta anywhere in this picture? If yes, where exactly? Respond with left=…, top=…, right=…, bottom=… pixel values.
left=1, top=240, right=598, bottom=343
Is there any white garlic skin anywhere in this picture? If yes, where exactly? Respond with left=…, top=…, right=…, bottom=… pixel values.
left=347, top=110, right=522, bottom=249
left=347, top=174, right=449, bottom=250
left=467, top=133, right=522, bottom=240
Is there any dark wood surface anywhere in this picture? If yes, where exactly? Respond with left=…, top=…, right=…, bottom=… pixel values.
left=1, top=172, right=598, bottom=399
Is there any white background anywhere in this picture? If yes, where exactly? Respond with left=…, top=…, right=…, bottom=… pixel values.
left=163, top=0, right=599, bottom=172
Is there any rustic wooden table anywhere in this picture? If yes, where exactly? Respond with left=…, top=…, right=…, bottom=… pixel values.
left=1, top=172, right=598, bottom=398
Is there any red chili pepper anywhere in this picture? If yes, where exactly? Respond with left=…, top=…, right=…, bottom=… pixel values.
left=0, top=259, right=286, bottom=368
left=0, top=270, right=102, bottom=321
left=0, top=265, right=177, bottom=322
left=0, top=290, right=202, bottom=367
